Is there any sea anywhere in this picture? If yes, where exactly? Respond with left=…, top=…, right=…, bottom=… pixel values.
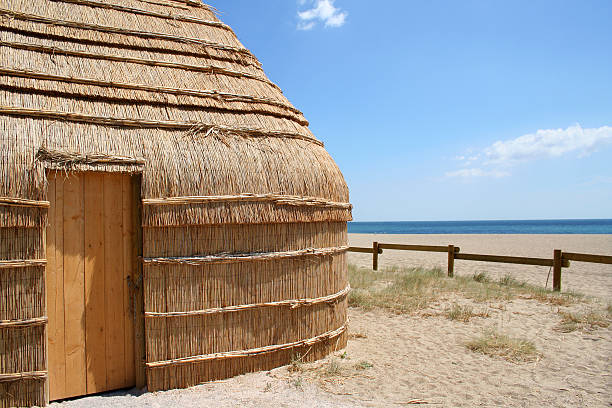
left=348, top=219, right=612, bottom=234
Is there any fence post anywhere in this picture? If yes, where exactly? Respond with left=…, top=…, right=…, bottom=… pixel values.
left=447, top=245, right=455, bottom=277
left=373, top=242, right=379, bottom=271
left=553, top=249, right=562, bottom=291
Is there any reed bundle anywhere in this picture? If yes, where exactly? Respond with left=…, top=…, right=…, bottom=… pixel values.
left=0, top=317, right=47, bottom=328
left=0, top=260, right=47, bottom=269
left=0, top=198, right=49, bottom=208
left=0, top=8, right=240, bottom=51
left=0, top=67, right=303, bottom=116
left=145, top=285, right=350, bottom=317
left=48, top=0, right=232, bottom=31
left=0, top=40, right=272, bottom=86
left=147, top=324, right=347, bottom=368
left=143, top=193, right=351, bottom=209
left=143, top=245, right=348, bottom=265
left=0, top=0, right=350, bottom=405
left=0, top=372, right=47, bottom=383
left=37, top=146, right=146, bottom=167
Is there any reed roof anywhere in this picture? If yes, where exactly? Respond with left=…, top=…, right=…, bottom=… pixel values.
left=0, top=0, right=351, bottom=224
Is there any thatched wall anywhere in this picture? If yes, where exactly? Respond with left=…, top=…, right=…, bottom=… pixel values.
left=1, top=0, right=350, bottom=405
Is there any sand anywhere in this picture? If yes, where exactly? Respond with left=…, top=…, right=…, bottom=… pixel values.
left=298, top=300, right=612, bottom=407
left=348, top=234, right=612, bottom=300
left=48, top=373, right=353, bottom=408
left=50, top=234, right=612, bottom=407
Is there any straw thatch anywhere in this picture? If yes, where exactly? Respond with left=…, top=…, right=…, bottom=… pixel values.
left=1, top=0, right=350, bottom=406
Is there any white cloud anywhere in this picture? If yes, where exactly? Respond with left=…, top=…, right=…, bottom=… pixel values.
left=485, top=124, right=612, bottom=165
left=297, top=0, right=347, bottom=30
left=446, top=124, right=612, bottom=179
left=445, top=168, right=510, bottom=179
left=297, top=21, right=316, bottom=31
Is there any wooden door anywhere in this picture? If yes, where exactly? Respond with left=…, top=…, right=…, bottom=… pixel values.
left=46, top=172, right=138, bottom=400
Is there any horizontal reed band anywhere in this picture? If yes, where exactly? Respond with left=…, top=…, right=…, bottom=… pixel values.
left=50, top=0, right=229, bottom=30
left=143, top=246, right=348, bottom=265
left=158, top=0, right=203, bottom=8
left=37, top=146, right=146, bottom=166
left=0, top=106, right=322, bottom=146
left=142, top=194, right=352, bottom=209
left=145, top=285, right=350, bottom=317
left=0, top=371, right=47, bottom=383
left=0, top=41, right=274, bottom=88
left=0, top=317, right=47, bottom=328
left=0, top=198, right=49, bottom=208
left=135, top=0, right=189, bottom=10
left=146, top=323, right=347, bottom=368
left=136, top=0, right=189, bottom=10
left=0, top=66, right=304, bottom=117
left=0, top=8, right=249, bottom=57
left=176, top=0, right=204, bottom=7
left=0, top=259, right=47, bottom=269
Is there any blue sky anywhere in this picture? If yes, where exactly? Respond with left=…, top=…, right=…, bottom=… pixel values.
left=206, top=0, right=612, bottom=221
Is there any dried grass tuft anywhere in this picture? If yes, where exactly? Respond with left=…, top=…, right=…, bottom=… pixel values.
left=555, top=311, right=610, bottom=333
left=466, top=330, right=541, bottom=363
left=444, top=303, right=490, bottom=322
left=348, top=264, right=584, bottom=315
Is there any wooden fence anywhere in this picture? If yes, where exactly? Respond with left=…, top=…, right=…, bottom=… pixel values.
left=347, top=242, right=612, bottom=291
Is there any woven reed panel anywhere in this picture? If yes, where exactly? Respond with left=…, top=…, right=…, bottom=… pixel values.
left=144, top=257, right=346, bottom=312
left=147, top=325, right=348, bottom=391
left=0, top=227, right=44, bottom=261
left=0, top=211, right=46, bottom=408
left=143, top=222, right=348, bottom=257
left=143, top=222, right=348, bottom=391
left=0, top=379, right=45, bottom=408
left=0, top=266, right=45, bottom=320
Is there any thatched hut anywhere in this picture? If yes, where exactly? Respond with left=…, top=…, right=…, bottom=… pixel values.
left=0, top=1, right=351, bottom=406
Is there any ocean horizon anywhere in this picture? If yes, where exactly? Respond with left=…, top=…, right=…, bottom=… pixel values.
left=348, top=219, right=612, bottom=234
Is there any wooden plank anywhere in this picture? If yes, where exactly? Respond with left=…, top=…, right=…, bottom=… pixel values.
left=53, top=174, right=66, bottom=400
left=378, top=243, right=459, bottom=253
left=455, top=253, right=555, bottom=267
left=447, top=245, right=455, bottom=277
left=45, top=175, right=55, bottom=401
left=44, top=175, right=56, bottom=405
left=84, top=173, right=107, bottom=393
left=62, top=173, right=87, bottom=398
left=122, top=176, right=135, bottom=386
left=563, top=252, right=612, bottom=265
left=553, top=249, right=562, bottom=292
left=372, top=242, right=379, bottom=271
left=104, top=174, right=126, bottom=389
left=132, top=176, right=146, bottom=389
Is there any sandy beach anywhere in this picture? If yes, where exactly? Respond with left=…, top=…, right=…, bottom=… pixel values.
left=348, top=234, right=612, bottom=300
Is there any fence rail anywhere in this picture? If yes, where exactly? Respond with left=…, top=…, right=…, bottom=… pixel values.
left=562, top=252, right=612, bottom=265
left=347, top=242, right=611, bottom=292
left=454, top=253, right=569, bottom=268
left=378, top=243, right=456, bottom=253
